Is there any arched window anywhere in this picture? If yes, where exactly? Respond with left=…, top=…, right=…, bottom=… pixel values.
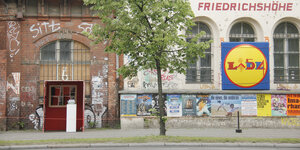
left=186, top=22, right=212, bottom=83
left=40, top=40, right=91, bottom=99
left=229, top=22, right=255, bottom=42
left=273, top=22, right=300, bottom=83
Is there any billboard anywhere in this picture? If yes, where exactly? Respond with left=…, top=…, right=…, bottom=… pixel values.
left=120, top=94, right=137, bottom=116
left=182, top=95, right=197, bottom=116
left=222, top=42, right=269, bottom=90
left=271, top=95, right=287, bottom=116
left=210, top=94, right=241, bottom=117
left=257, top=94, right=271, bottom=116
left=137, top=94, right=153, bottom=116
left=196, top=95, right=211, bottom=116
left=241, top=94, right=257, bottom=116
left=166, top=94, right=182, bottom=117
left=287, top=94, right=300, bottom=116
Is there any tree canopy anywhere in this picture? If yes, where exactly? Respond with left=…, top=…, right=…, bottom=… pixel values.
left=84, top=0, right=211, bottom=78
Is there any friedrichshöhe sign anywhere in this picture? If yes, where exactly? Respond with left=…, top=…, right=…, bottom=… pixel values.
left=222, top=42, right=269, bottom=90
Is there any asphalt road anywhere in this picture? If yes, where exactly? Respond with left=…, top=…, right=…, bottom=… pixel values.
left=23, top=146, right=300, bottom=150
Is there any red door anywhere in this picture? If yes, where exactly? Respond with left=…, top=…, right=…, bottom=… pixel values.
left=44, top=81, right=84, bottom=131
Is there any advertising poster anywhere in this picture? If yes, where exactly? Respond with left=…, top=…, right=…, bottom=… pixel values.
left=166, top=94, right=182, bottom=117
left=241, top=94, right=257, bottom=116
left=287, top=94, right=300, bottom=116
left=196, top=95, right=211, bottom=116
left=271, top=95, right=287, bottom=116
left=120, top=94, right=137, bottom=116
left=152, top=94, right=167, bottom=115
left=257, top=94, right=271, bottom=116
left=210, top=94, right=241, bottom=117
left=221, top=42, right=269, bottom=90
left=182, top=95, right=196, bottom=116
left=137, top=94, right=153, bottom=116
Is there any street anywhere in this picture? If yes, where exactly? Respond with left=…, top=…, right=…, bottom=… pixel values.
left=23, top=146, right=300, bottom=150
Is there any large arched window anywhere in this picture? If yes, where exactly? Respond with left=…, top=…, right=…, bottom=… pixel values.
left=186, top=22, right=212, bottom=83
left=229, top=22, right=255, bottom=42
left=273, top=22, right=300, bottom=83
left=39, top=40, right=91, bottom=99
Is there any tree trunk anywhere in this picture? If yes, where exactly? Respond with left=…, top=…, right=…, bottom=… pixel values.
left=156, top=59, right=166, bottom=136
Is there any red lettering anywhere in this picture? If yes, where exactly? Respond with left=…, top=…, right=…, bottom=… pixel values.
left=198, top=2, right=204, bottom=10
left=216, top=3, right=222, bottom=11
left=238, top=3, right=241, bottom=11
left=230, top=3, right=236, bottom=11
left=242, top=3, right=248, bottom=11
left=249, top=3, right=256, bottom=11
left=223, top=3, right=229, bottom=11
left=287, top=3, right=293, bottom=11
left=204, top=3, right=210, bottom=11
left=227, top=62, right=238, bottom=70
left=257, top=3, right=263, bottom=11
left=264, top=3, right=271, bottom=11
left=278, top=3, right=286, bottom=11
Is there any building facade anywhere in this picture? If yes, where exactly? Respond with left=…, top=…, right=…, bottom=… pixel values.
left=120, top=0, right=300, bottom=129
left=0, top=0, right=120, bottom=131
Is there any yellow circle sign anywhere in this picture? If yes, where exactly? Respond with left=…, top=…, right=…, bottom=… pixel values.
left=224, top=44, right=268, bottom=88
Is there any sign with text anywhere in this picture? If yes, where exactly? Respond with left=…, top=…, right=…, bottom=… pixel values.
left=120, top=94, right=137, bottom=116
left=222, top=42, right=269, bottom=90
left=287, top=94, right=300, bottom=116
left=257, top=94, right=271, bottom=116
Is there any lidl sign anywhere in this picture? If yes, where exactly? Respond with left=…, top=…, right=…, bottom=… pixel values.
left=222, top=42, right=269, bottom=90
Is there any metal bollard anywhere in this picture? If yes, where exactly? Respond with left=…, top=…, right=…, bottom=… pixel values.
left=236, top=111, right=242, bottom=133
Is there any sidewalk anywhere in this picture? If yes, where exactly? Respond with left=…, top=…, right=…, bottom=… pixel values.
left=1, top=128, right=300, bottom=140
left=0, top=128, right=300, bottom=149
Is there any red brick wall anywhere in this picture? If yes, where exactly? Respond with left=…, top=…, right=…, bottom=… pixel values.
left=0, top=17, right=121, bottom=130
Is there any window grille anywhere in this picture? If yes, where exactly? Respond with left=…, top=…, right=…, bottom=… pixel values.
left=273, top=22, right=300, bottom=83
left=186, top=22, right=213, bottom=83
left=229, top=22, right=256, bottom=42
left=39, top=40, right=91, bottom=99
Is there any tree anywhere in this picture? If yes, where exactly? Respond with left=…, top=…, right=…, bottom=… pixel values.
left=84, top=0, right=211, bottom=136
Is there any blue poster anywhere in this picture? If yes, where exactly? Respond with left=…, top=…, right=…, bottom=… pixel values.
left=210, top=94, right=241, bottom=117
left=221, top=42, right=269, bottom=90
left=137, top=94, right=153, bottom=116
left=196, top=95, right=211, bottom=116
left=166, top=94, right=182, bottom=117
left=120, top=94, right=137, bottom=116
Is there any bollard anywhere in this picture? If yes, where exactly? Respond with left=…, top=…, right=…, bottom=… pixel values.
left=236, top=111, right=242, bottom=133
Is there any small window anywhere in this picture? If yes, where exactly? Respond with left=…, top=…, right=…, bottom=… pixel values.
left=186, top=22, right=212, bottom=83
left=50, top=85, right=76, bottom=107
left=25, top=0, right=38, bottom=16
left=229, top=22, right=255, bottom=42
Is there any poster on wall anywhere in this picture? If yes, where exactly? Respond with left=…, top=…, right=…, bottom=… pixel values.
left=257, top=94, right=271, bottom=116
left=271, top=95, right=287, bottom=116
left=210, top=94, right=241, bottom=117
left=221, top=42, right=269, bottom=90
left=182, top=95, right=196, bottom=116
left=166, top=94, right=182, bottom=117
left=137, top=94, right=152, bottom=116
left=241, top=94, right=257, bottom=116
left=196, top=95, right=211, bottom=116
left=152, top=94, right=166, bottom=115
left=287, top=94, right=300, bottom=116
left=120, top=94, right=137, bottom=116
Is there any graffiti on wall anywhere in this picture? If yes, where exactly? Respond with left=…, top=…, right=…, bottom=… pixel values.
left=277, top=84, right=298, bottom=91
left=30, top=20, right=61, bottom=38
left=127, top=77, right=139, bottom=88
left=78, top=22, right=94, bottom=34
left=0, top=65, right=6, bottom=100
left=30, top=20, right=94, bottom=39
left=90, top=65, right=108, bottom=127
left=6, top=72, right=20, bottom=95
left=7, top=21, right=21, bottom=61
left=281, top=118, right=300, bottom=127
left=29, top=106, right=44, bottom=130
left=142, top=69, right=178, bottom=89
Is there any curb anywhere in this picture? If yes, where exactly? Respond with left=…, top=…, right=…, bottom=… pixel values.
left=1, top=143, right=300, bottom=149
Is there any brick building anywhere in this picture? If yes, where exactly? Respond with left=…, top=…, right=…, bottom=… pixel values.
left=0, top=0, right=120, bottom=131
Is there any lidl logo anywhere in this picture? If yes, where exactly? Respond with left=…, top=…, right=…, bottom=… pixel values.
left=222, top=42, right=269, bottom=90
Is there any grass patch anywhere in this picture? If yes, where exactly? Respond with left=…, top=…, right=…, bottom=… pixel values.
left=1, top=136, right=300, bottom=146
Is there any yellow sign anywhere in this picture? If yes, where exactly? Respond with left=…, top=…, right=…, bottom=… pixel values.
left=257, top=94, right=271, bottom=116
left=224, top=44, right=268, bottom=88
